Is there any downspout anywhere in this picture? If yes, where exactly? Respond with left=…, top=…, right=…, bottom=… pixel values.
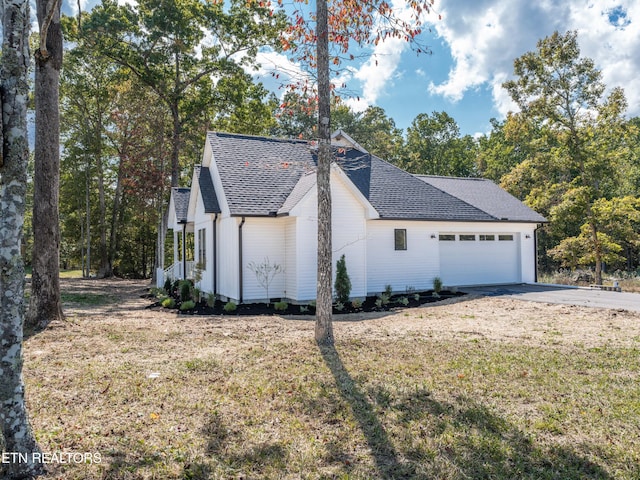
left=238, top=216, right=246, bottom=303
left=182, top=223, right=187, bottom=279
left=213, top=214, right=218, bottom=297
left=534, top=224, right=541, bottom=283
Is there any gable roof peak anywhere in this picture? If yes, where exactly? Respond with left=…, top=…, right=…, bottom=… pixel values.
left=331, top=130, right=368, bottom=153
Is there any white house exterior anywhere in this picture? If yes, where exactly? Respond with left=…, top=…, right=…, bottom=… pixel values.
left=161, top=131, right=546, bottom=303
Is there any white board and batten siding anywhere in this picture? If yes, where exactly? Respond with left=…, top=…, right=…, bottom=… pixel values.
left=366, top=221, right=440, bottom=295
left=288, top=170, right=368, bottom=301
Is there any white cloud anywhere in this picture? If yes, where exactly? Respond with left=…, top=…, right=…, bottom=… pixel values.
left=428, top=0, right=640, bottom=118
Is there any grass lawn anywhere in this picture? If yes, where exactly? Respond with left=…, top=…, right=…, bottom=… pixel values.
left=22, top=279, right=640, bottom=479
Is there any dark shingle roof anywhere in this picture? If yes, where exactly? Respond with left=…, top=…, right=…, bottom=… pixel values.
left=337, top=149, right=494, bottom=221
left=208, top=132, right=315, bottom=216
left=171, top=187, right=191, bottom=223
left=417, top=175, right=547, bottom=223
left=195, top=165, right=221, bottom=214
left=205, top=132, right=545, bottom=222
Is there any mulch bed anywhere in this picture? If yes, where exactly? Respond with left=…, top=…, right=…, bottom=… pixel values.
left=145, top=290, right=465, bottom=316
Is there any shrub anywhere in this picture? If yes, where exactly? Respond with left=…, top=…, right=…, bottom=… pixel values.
left=163, top=278, right=172, bottom=294
left=334, top=301, right=344, bottom=312
left=375, top=298, right=383, bottom=308
left=274, top=301, right=288, bottom=311
left=433, top=276, right=443, bottom=294
left=384, top=284, right=393, bottom=297
left=161, top=298, right=175, bottom=309
left=180, top=300, right=196, bottom=311
left=179, top=280, right=192, bottom=302
left=398, top=296, right=409, bottom=306
left=379, top=293, right=390, bottom=306
left=413, top=293, right=421, bottom=302
left=206, top=293, right=216, bottom=308
left=193, top=287, right=201, bottom=303
left=223, top=301, right=237, bottom=312
left=334, top=254, right=352, bottom=304
left=351, top=298, right=362, bottom=309
left=299, top=305, right=309, bottom=313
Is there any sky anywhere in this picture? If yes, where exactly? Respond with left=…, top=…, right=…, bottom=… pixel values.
left=253, top=0, right=640, bottom=136
left=65, top=0, right=640, bottom=137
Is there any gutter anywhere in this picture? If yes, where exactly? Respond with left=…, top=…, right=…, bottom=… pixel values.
left=238, top=216, right=246, bottom=303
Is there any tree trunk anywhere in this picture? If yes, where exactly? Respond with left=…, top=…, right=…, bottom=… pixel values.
left=85, top=165, right=91, bottom=277
left=95, top=145, right=110, bottom=277
left=108, top=157, right=124, bottom=275
left=314, top=0, right=334, bottom=345
left=27, top=0, right=64, bottom=330
left=0, top=0, right=45, bottom=474
left=590, top=221, right=603, bottom=285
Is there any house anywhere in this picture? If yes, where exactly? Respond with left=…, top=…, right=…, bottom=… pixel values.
left=161, top=130, right=546, bottom=303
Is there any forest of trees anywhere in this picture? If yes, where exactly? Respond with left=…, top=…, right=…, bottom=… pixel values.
left=36, top=12, right=639, bottom=281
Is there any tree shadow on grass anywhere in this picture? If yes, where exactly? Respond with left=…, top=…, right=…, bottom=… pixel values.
left=317, top=344, right=611, bottom=480
left=318, top=342, right=419, bottom=479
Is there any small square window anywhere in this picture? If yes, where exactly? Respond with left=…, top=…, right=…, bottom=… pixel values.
left=499, top=234, right=514, bottom=241
left=394, top=229, right=407, bottom=250
left=459, top=234, right=476, bottom=241
left=439, top=234, right=455, bottom=241
left=479, top=234, right=495, bottom=241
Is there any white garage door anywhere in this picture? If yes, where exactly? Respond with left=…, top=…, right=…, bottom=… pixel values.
left=439, top=233, right=521, bottom=286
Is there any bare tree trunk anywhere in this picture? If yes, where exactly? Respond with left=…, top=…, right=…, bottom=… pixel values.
left=108, top=158, right=124, bottom=276
left=0, top=0, right=45, bottom=474
left=27, top=0, right=64, bottom=330
left=590, top=221, right=603, bottom=285
left=85, top=165, right=91, bottom=277
left=314, top=0, right=333, bottom=345
left=95, top=147, right=110, bottom=277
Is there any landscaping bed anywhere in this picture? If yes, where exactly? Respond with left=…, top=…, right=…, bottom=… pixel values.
left=146, top=280, right=465, bottom=316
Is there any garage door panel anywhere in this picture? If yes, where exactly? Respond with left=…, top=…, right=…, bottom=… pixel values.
left=439, top=233, right=520, bottom=286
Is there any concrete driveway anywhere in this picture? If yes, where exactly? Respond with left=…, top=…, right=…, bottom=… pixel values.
left=461, top=283, right=640, bottom=313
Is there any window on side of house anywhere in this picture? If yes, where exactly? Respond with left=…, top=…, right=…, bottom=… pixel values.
left=394, top=229, right=407, bottom=250
left=498, top=234, right=514, bottom=241
left=439, top=234, right=455, bottom=241
left=459, top=234, right=476, bottom=241
left=479, top=234, right=495, bottom=241
left=198, top=228, right=206, bottom=265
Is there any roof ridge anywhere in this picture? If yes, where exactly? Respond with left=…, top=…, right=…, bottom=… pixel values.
left=208, top=131, right=309, bottom=145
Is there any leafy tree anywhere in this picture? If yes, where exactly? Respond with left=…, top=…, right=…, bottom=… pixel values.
left=27, top=0, right=65, bottom=329
left=0, top=0, right=45, bottom=474
left=281, top=0, right=436, bottom=344
left=503, top=31, right=632, bottom=284
left=401, top=111, right=477, bottom=177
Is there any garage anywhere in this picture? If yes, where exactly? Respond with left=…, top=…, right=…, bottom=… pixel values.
left=438, top=232, right=521, bottom=286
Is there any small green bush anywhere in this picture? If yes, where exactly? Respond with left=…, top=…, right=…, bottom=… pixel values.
left=180, top=300, right=196, bottom=311
left=384, top=284, right=393, bottom=297
left=223, top=301, right=237, bottom=312
left=274, top=301, right=288, bottom=311
left=375, top=298, right=383, bottom=308
left=193, top=287, right=201, bottom=303
left=413, top=293, right=421, bottom=302
left=433, top=276, right=443, bottom=294
left=299, top=305, right=309, bottom=313
left=398, top=296, right=409, bottom=306
left=206, top=293, right=216, bottom=308
left=379, top=293, right=390, bottom=306
left=334, top=254, right=352, bottom=304
left=334, top=301, right=344, bottom=312
left=163, top=278, right=172, bottom=294
left=161, top=298, right=175, bottom=309
left=351, top=298, right=362, bottom=309
left=179, top=280, right=192, bottom=302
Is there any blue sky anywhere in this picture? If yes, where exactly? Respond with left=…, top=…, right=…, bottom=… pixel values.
left=253, top=0, right=640, bottom=136
left=67, top=0, right=640, bottom=137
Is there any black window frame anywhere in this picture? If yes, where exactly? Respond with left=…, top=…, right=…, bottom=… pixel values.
left=394, top=229, right=407, bottom=250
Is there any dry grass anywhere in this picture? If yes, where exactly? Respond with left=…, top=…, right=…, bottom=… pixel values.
left=22, top=279, right=640, bottom=479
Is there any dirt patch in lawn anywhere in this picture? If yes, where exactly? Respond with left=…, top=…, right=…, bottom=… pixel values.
left=58, top=277, right=640, bottom=348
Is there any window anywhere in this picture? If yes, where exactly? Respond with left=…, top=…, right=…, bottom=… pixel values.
left=439, top=234, right=455, bottom=241
left=459, top=234, right=476, bottom=241
left=198, top=228, right=206, bottom=265
left=479, top=234, right=495, bottom=241
left=498, top=234, right=514, bottom=241
left=394, top=229, right=407, bottom=250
